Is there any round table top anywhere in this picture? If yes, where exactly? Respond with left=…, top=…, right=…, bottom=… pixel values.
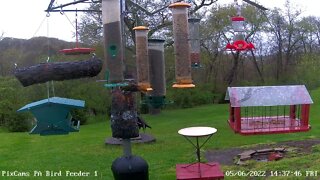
left=178, top=127, right=217, bottom=137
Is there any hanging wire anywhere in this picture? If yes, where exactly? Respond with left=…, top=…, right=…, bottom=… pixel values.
left=46, top=16, right=56, bottom=99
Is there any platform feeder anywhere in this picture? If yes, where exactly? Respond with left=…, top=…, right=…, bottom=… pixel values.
left=225, top=85, right=313, bottom=135
left=17, top=97, right=85, bottom=136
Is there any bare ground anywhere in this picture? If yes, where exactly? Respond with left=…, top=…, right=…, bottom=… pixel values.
left=205, top=139, right=320, bottom=165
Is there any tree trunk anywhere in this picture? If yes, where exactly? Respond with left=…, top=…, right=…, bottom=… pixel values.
left=14, top=57, right=102, bottom=87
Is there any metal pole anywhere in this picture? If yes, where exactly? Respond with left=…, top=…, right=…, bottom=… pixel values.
left=122, top=139, right=132, bottom=157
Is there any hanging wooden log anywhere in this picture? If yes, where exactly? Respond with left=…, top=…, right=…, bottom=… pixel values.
left=14, top=57, right=103, bottom=87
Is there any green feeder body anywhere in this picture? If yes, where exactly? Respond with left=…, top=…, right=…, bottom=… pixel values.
left=18, top=97, right=85, bottom=136
left=147, top=96, right=166, bottom=109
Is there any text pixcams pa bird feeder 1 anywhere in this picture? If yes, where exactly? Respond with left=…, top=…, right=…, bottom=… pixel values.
left=169, top=2, right=195, bottom=88
left=133, top=26, right=152, bottom=92
left=102, top=0, right=125, bottom=87
left=226, top=16, right=255, bottom=51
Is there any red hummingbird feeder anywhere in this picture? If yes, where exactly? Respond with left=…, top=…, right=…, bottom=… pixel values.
left=226, top=16, right=255, bottom=51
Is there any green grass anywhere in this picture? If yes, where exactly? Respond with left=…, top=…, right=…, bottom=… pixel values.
left=1, top=89, right=320, bottom=179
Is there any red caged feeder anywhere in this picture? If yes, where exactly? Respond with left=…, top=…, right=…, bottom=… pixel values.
left=225, top=85, right=313, bottom=135
left=226, top=16, right=254, bottom=51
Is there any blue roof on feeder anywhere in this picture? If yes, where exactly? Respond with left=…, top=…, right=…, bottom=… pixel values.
left=18, top=97, right=85, bottom=112
left=225, top=85, right=313, bottom=107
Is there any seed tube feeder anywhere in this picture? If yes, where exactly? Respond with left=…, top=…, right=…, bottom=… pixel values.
left=102, top=0, right=125, bottom=87
left=133, top=26, right=152, bottom=92
left=226, top=16, right=254, bottom=51
left=188, top=18, right=201, bottom=68
left=147, top=39, right=167, bottom=113
left=169, top=2, right=195, bottom=88
left=225, top=85, right=313, bottom=135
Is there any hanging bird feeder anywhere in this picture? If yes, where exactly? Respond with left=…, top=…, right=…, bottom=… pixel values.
left=18, top=97, right=85, bottom=136
left=226, top=16, right=255, bottom=51
left=188, top=18, right=202, bottom=68
left=59, top=10, right=95, bottom=55
left=169, top=2, right=195, bottom=88
left=133, top=26, right=152, bottom=92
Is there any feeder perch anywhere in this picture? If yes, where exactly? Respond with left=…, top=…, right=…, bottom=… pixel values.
left=18, top=97, right=85, bottom=136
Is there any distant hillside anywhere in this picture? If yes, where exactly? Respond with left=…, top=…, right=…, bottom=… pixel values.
left=0, top=37, right=82, bottom=76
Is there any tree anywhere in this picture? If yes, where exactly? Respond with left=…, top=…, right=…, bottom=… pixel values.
left=78, top=0, right=218, bottom=46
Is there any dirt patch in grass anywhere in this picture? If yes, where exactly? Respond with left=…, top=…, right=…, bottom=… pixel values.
left=205, top=139, right=320, bottom=165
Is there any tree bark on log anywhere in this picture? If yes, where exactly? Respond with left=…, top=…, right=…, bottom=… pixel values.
left=110, top=87, right=139, bottom=139
left=14, top=57, right=102, bottom=87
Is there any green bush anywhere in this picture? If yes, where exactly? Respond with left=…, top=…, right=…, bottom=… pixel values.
left=166, top=84, right=222, bottom=108
left=5, top=113, right=31, bottom=132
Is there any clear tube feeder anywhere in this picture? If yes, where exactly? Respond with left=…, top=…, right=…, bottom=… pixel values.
left=169, top=2, right=195, bottom=88
left=188, top=18, right=201, bottom=68
left=133, top=26, right=152, bottom=92
left=102, top=0, right=125, bottom=87
left=148, top=39, right=167, bottom=111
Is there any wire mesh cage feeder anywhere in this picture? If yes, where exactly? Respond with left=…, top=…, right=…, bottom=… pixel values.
left=225, top=85, right=313, bottom=135
left=226, top=16, right=254, bottom=51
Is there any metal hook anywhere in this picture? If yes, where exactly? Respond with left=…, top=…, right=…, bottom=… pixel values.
left=60, top=7, right=64, bottom=15
left=46, top=12, right=50, bottom=17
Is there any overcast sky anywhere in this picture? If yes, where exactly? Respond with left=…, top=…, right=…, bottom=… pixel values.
left=0, top=0, right=319, bottom=42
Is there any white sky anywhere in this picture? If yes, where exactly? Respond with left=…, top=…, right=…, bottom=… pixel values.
left=0, top=0, right=320, bottom=42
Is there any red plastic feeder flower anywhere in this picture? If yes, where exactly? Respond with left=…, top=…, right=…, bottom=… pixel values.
left=226, top=15, right=255, bottom=51
left=59, top=47, right=95, bottom=55
left=226, top=40, right=255, bottom=51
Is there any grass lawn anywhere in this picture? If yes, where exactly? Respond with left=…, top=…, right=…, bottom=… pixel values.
left=1, top=88, right=320, bottom=179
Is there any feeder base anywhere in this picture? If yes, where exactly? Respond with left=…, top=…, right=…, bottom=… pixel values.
left=172, top=83, right=195, bottom=88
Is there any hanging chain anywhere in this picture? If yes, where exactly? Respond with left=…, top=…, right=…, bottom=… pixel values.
left=234, top=0, right=241, bottom=16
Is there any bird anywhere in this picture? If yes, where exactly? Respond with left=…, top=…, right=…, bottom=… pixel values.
left=137, top=115, right=151, bottom=131
left=14, top=63, right=17, bottom=69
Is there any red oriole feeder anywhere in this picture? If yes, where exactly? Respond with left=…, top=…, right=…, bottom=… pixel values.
left=226, top=16, right=255, bottom=51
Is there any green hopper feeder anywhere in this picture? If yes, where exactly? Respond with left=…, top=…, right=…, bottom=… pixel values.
left=18, top=97, right=85, bottom=136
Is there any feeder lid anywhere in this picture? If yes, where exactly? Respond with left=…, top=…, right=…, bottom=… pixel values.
left=59, top=47, right=95, bottom=55
left=225, top=85, right=313, bottom=107
left=231, top=16, right=245, bottom=21
left=169, top=2, right=191, bottom=8
left=133, top=26, right=149, bottom=31
left=18, top=97, right=85, bottom=112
